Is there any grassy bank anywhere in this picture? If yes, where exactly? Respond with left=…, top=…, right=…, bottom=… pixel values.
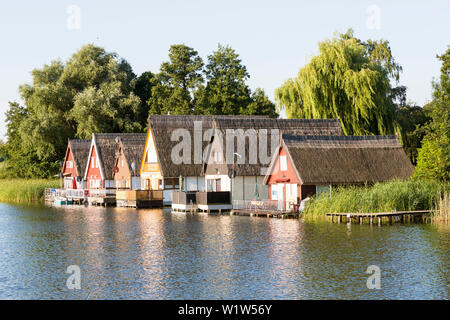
left=0, top=179, right=59, bottom=203
left=304, top=180, right=448, bottom=218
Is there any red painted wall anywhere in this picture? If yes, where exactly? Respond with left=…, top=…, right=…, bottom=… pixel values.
left=267, top=147, right=299, bottom=185
left=62, top=146, right=78, bottom=177
left=86, top=145, right=103, bottom=189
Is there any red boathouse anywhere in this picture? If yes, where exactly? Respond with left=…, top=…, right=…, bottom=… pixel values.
left=264, top=135, right=414, bottom=210
left=61, top=139, right=91, bottom=189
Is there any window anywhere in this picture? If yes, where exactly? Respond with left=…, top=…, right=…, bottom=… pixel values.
left=91, top=157, right=95, bottom=168
left=66, top=161, right=73, bottom=169
left=148, top=148, right=157, bottom=163
left=207, top=179, right=214, bottom=192
left=90, top=179, right=100, bottom=188
left=215, top=179, right=221, bottom=192
left=96, top=157, right=100, bottom=168
left=90, top=179, right=99, bottom=188
left=164, top=178, right=173, bottom=189
left=280, top=155, right=287, bottom=171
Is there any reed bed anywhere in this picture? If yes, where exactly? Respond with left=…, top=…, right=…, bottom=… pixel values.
left=433, top=191, right=449, bottom=221
left=0, top=179, right=59, bottom=203
left=304, top=180, right=446, bottom=218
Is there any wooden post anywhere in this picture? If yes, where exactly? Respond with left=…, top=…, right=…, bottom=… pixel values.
left=359, top=216, right=363, bottom=224
left=338, top=215, right=342, bottom=223
left=378, top=217, right=381, bottom=226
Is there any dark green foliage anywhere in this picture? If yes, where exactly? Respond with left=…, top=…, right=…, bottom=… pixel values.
left=150, top=44, right=278, bottom=117
left=2, top=43, right=277, bottom=178
left=3, top=44, right=143, bottom=178
left=148, top=44, right=204, bottom=115
left=414, top=48, right=450, bottom=182
left=397, top=103, right=431, bottom=164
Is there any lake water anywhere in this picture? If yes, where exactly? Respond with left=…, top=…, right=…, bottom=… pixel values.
left=0, top=203, right=448, bottom=299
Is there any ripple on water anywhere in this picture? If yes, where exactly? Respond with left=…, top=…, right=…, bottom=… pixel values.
left=0, top=203, right=448, bottom=299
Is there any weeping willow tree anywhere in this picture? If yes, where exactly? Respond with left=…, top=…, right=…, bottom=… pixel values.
left=276, top=29, right=403, bottom=136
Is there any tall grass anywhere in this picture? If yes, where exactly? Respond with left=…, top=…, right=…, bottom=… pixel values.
left=0, top=179, right=59, bottom=203
left=433, top=191, right=449, bottom=221
left=304, top=180, right=445, bottom=217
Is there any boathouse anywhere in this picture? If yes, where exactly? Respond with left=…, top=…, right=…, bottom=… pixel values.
left=263, top=135, right=414, bottom=210
left=140, top=115, right=272, bottom=205
left=203, top=118, right=344, bottom=208
left=61, top=139, right=91, bottom=189
left=113, top=133, right=147, bottom=190
left=84, top=133, right=142, bottom=194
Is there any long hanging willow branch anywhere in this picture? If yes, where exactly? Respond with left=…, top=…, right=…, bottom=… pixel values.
left=275, top=31, right=401, bottom=136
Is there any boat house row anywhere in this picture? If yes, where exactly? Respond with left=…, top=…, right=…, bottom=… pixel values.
left=57, top=115, right=414, bottom=210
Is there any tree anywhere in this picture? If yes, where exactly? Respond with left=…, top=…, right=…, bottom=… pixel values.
left=245, top=88, right=278, bottom=117
left=414, top=48, right=450, bottom=182
left=195, top=44, right=251, bottom=115
left=66, top=46, right=142, bottom=138
left=4, top=44, right=143, bottom=177
left=148, top=45, right=203, bottom=115
left=275, top=29, right=403, bottom=135
left=397, top=104, right=431, bottom=164
left=194, top=44, right=278, bottom=117
left=134, top=71, right=155, bottom=128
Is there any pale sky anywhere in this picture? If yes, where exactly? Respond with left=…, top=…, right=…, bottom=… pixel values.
left=0, top=0, right=449, bottom=140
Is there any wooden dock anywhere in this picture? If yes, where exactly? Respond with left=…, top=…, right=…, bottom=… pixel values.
left=326, top=210, right=432, bottom=225
left=87, top=196, right=116, bottom=207
left=231, top=209, right=299, bottom=219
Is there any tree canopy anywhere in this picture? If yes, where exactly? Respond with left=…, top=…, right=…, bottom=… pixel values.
left=149, top=44, right=278, bottom=117
left=414, top=48, right=450, bottom=182
left=2, top=43, right=277, bottom=178
left=148, top=45, right=204, bottom=115
left=275, top=29, right=402, bottom=136
left=3, top=44, right=144, bottom=178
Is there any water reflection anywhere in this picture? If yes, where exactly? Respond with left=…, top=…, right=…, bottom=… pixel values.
left=0, top=203, right=447, bottom=299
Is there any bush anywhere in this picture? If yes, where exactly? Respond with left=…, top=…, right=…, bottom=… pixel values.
left=0, top=179, right=59, bottom=203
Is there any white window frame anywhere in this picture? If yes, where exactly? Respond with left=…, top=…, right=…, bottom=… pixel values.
left=280, top=155, right=287, bottom=171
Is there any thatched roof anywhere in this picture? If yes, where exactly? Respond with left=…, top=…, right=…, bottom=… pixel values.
left=147, top=115, right=344, bottom=177
left=93, top=133, right=144, bottom=180
left=206, top=118, right=344, bottom=176
left=148, top=115, right=272, bottom=177
left=265, top=135, right=414, bottom=185
left=65, top=139, right=91, bottom=176
left=117, top=133, right=147, bottom=174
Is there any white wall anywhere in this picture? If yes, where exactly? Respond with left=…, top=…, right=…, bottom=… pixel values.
left=230, top=176, right=269, bottom=201
left=205, top=174, right=230, bottom=192
left=185, top=176, right=200, bottom=191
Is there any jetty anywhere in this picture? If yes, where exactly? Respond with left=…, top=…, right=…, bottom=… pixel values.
left=231, top=209, right=298, bottom=219
left=326, top=210, right=433, bottom=225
